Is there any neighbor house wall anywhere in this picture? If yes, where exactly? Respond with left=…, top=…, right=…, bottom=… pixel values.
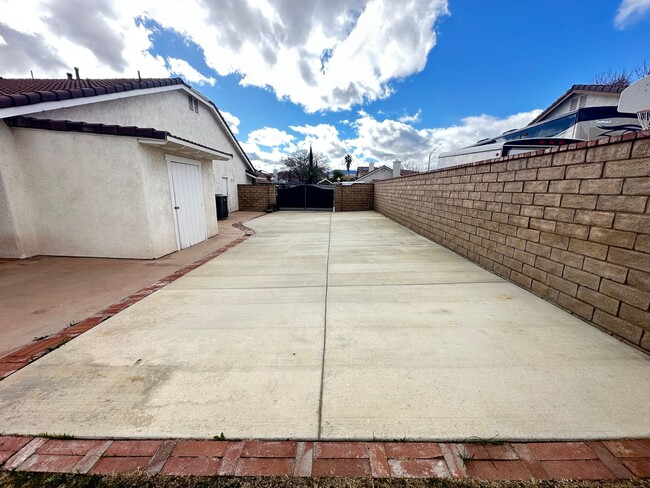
left=238, top=184, right=276, bottom=212
left=375, top=133, right=650, bottom=352
left=335, top=184, right=374, bottom=211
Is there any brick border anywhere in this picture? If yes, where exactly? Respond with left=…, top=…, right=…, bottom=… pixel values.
left=0, top=222, right=255, bottom=381
left=0, top=437, right=647, bottom=479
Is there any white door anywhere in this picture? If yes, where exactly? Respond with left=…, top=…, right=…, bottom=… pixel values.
left=169, top=160, right=207, bottom=249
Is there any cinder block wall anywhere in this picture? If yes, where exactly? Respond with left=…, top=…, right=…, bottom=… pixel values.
left=238, top=184, right=276, bottom=212
left=335, top=183, right=374, bottom=211
left=375, top=133, right=650, bottom=352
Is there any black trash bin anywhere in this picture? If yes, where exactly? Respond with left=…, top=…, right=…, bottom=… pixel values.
left=215, top=194, right=228, bottom=220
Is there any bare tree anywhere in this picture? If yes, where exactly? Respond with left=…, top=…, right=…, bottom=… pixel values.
left=634, top=60, right=650, bottom=80
left=593, top=69, right=633, bottom=86
left=593, top=60, right=650, bottom=86
left=282, top=148, right=330, bottom=184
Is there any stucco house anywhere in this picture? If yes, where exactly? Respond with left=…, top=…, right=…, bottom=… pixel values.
left=0, top=77, right=255, bottom=259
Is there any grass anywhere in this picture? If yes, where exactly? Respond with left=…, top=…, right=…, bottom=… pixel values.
left=36, top=432, right=75, bottom=439
left=1, top=472, right=649, bottom=488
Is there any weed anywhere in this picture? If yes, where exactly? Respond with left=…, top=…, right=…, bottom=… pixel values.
left=32, top=335, right=48, bottom=342
left=37, top=432, right=74, bottom=439
left=464, top=435, right=503, bottom=446
left=458, top=450, right=475, bottom=464
left=66, top=320, right=80, bottom=328
left=213, top=432, right=226, bottom=441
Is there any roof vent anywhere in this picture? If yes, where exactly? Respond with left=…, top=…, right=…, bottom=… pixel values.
left=74, top=67, right=80, bottom=81
left=66, top=72, right=73, bottom=80
left=187, top=94, right=199, bottom=114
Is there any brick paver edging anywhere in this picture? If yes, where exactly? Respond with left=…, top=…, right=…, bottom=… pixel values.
left=0, top=437, right=648, bottom=480
left=0, top=222, right=255, bottom=381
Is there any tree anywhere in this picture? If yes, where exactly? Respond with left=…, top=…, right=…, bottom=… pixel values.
left=593, top=60, right=650, bottom=87
left=331, top=169, right=345, bottom=182
left=344, top=154, right=352, bottom=172
left=282, top=147, right=330, bottom=184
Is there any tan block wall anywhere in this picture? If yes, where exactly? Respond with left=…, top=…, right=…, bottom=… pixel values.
left=335, top=184, right=374, bottom=211
left=238, top=184, right=276, bottom=212
left=375, top=133, right=650, bottom=352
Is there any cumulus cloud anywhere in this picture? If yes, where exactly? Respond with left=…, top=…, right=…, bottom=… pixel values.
left=1, top=0, right=448, bottom=112
left=220, top=110, right=241, bottom=135
left=614, top=0, right=650, bottom=28
left=244, top=109, right=543, bottom=172
left=167, top=57, right=216, bottom=86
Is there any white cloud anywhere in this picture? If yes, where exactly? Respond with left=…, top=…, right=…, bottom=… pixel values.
left=0, top=0, right=449, bottom=112
left=614, top=0, right=650, bottom=28
left=220, top=110, right=240, bottom=135
left=398, top=110, right=422, bottom=124
left=243, top=108, right=543, bottom=172
left=167, top=57, right=216, bottom=86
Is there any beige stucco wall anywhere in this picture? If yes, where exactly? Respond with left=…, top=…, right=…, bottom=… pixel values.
left=213, top=158, right=252, bottom=212
left=36, top=88, right=253, bottom=214
left=5, top=129, right=217, bottom=259
left=0, top=123, right=39, bottom=257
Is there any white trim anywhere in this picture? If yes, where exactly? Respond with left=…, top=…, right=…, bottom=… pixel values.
left=0, top=84, right=181, bottom=118
left=165, top=154, right=208, bottom=251
left=167, top=136, right=231, bottom=159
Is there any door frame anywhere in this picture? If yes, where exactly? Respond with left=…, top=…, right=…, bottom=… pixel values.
left=166, top=154, right=207, bottom=251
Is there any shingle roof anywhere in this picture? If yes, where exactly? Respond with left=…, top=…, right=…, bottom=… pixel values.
left=0, top=78, right=184, bottom=109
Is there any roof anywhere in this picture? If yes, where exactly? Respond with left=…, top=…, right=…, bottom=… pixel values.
left=5, top=116, right=232, bottom=160
left=354, top=165, right=392, bottom=183
left=529, top=83, right=626, bottom=125
left=0, top=78, right=183, bottom=109
left=0, top=77, right=255, bottom=171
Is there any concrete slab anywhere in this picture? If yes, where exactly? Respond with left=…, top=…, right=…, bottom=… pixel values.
left=0, top=210, right=648, bottom=441
left=0, top=211, right=264, bottom=355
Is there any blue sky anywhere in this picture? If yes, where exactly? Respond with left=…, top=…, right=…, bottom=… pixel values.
left=2, top=0, right=650, bottom=170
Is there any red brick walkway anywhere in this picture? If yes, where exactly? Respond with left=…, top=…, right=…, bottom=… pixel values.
left=0, top=437, right=648, bottom=479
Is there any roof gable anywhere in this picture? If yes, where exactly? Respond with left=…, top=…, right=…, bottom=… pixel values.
left=529, top=84, right=626, bottom=125
left=0, top=77, right=255, bottom=172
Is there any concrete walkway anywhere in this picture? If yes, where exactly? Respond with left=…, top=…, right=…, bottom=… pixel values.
left=0, top=211, right=648, bottom=440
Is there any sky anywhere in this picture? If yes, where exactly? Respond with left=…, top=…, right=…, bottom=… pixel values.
left=1, top=0, right=649, bottom=172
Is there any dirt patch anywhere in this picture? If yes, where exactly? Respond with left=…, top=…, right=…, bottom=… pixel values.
left=1, top=472, right=649, bottom=488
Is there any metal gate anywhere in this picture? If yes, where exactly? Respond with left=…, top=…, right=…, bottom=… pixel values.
left=277, top=184, right=334, bottom=211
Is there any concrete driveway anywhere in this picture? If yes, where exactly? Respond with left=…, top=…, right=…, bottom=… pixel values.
left=0, top=211, right=648, bottom=440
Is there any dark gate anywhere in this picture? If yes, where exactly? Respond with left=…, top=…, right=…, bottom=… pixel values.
left=277, top=184, right=334, bottom=211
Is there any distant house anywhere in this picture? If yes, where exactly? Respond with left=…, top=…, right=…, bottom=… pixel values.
left=529, top=84, right=627, bottom=125
left=351, top=160, right=415, bottom=184
left=0, top=77, right=255, bottom=259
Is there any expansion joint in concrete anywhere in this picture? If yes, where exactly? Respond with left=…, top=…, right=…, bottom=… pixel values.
left=317, top=212, right=333, bottom=439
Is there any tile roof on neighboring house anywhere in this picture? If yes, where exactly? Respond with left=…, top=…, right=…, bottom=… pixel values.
left=5, top=116, right=233, bottom=159
left=529, top=83, right=627, bottom=125
left=0, top=78, right=183, bottom=109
